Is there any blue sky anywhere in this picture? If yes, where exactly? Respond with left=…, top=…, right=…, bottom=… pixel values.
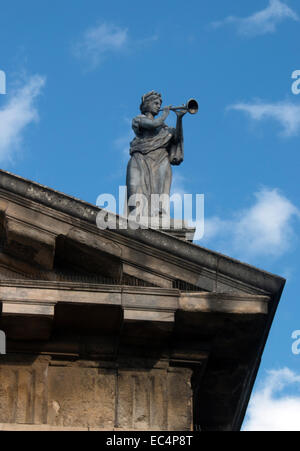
left=0, top=0, right=300, bottom=430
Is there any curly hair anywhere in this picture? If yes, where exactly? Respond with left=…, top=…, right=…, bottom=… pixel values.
left=140, top=90, right=162, bottom=114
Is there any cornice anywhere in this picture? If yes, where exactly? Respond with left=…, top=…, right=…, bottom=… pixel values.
left=0, top=170, right=285, bottom=298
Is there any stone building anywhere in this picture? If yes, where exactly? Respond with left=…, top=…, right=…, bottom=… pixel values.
left=0, top=170, right=285, bottom=431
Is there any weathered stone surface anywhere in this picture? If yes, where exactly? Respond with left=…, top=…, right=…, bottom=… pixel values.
left=55, top=234, right=122, bottom=281
left=47, top=367, right=115, bottom=428
left=0, top=170, right=286, bottom=431
left=180, top=292, right=270, bottom=314
left=0, top=357, right=49, bottom=425
left=123, top=262, right=173, bottom=288
left=4, top=218, right=55, bottom=270
left=167, top=368, right=193, bottom=431
left=116, top=368, right=191, bottom=430
left=0, top=359, right=193, bottom=431
left=2, top=302, right=54, bottom=316
left=123, top=310, right=174, bottom=322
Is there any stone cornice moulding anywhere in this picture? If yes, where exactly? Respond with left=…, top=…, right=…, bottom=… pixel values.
left=0, top=171, right=285, bottom=286
left=0, top=279, right=270, bottom=316
left=0, top=177, right=285, bottom=297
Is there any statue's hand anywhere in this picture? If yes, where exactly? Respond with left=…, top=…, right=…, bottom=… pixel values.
left=162, top=105, right=171, bottom=116
left=160, top=105, right=171, bottom=120
left=175, top=109, right=187, bottom=118
left=171, top=157, right=183, bottom=166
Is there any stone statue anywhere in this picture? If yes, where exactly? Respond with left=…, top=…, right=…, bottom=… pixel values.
left=126, top=91, right=190, bottom=218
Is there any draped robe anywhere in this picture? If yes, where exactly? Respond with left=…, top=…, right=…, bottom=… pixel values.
left=126, top=115, right=183, bottom=217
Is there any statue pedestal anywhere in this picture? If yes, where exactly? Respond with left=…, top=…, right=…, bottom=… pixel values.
left=149, top=217, right=196, bottom=242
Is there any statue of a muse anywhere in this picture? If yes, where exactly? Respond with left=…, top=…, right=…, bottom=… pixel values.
left=126, top=91, right=197, bottom=218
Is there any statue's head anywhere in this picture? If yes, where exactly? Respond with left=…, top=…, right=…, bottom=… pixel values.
left=140, top=91, right=162, bottom=116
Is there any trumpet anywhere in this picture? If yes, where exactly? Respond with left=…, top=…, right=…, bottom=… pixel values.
left=160, top=98, right=198, bottom=115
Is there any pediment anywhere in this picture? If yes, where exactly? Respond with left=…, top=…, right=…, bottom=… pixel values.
left=0, top=170, right=285, bottom=299
left=0, top=198, right=209, bottom=291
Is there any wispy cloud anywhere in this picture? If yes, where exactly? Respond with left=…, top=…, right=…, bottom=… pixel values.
left=0, top=75, right=45, bottom=164
left=243, top=368, right=300, bottom=431
left=73, top=22, right=158, bottom=70
left=114, top=126, right=134, bottom=162
left=202, top=188, right=300, bottom=260
left=170, top=173, right=190, bottom=199
left=228, top=101, right=300, bottom=136
left=212, top=0, right=299, bottom=37
left=73, top=23, right=128, bottom=69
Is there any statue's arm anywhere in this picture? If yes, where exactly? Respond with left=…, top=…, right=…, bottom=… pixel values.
left=174, top=114, right=184, bottom=143
left=169, top=114, right=185, bottom=166
left=134, top=108, right=170, bottom=131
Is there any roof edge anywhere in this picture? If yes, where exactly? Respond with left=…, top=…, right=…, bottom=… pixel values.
left=0, top=169, right=285, bottom=297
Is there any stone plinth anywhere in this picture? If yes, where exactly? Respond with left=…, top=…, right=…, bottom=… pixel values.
left=149, top=217, right=196, bottom=242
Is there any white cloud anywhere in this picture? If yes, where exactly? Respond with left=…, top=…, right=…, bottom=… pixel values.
left=243, top=368, right=300, bottom=431
left=73, top=23, right=128, bottom=69
left=73, top=22, right=158, bottom=70
left=228, top=101, right=300, bottom=136
left=212, top=0, right=299, bottom=36
left=114, top=127, right=134, bottom=162
left=0, top=75, right=45, bottom=164
left=202, top=188, right=300, bottom=260
left=170, top=173, right=189, bottom=199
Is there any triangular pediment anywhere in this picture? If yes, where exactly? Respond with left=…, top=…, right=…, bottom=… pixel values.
left=0, top=169, right=284, bottom=297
